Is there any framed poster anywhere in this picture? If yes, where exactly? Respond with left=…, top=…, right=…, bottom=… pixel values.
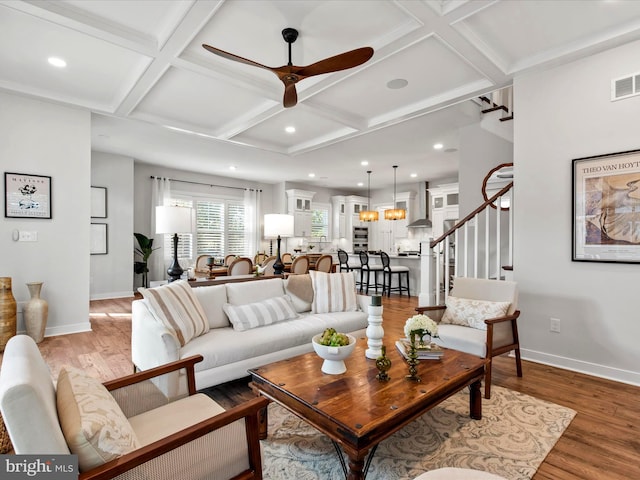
left=572, top=149, right=640, bottom=263
left=4, top=172, right=52, bottom=219
left=91, top=186, right=107, bottom=218
left=90, top=223, right=108, bottom=255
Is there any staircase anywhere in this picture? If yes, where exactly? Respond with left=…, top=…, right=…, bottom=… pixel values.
left=419, top=182, right=514, bottom=306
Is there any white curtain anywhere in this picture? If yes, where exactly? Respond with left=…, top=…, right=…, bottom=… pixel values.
left=244, top=188, right=261, bottom=257
left=150, top=177, right=171, bottom=282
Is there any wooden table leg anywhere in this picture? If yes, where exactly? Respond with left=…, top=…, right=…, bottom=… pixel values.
left=470, top=378, right=482, bottom=420
left=346, top=455, right=366, bottom=480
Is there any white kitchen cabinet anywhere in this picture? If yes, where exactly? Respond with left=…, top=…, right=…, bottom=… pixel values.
left=429, top=183, right=459, bottom=239
left=286, top=189, right=315, bottom=237
left=331, top=195, right=346, bottom=239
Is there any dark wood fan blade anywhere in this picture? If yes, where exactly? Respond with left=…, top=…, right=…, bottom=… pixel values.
left=297, top=47, right=374, bottom=77
left=283, top=81, right=298, bottom=108
left=202, top=44, right=275, bottom=72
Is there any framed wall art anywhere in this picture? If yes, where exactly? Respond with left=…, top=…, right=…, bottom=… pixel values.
left=90, top=223, right=108, bottom=255
left=4, top=172, right=52, bottom=219
left=572, top=148, right=640, bottom=263
left=91, top=186, right=107, bottom=218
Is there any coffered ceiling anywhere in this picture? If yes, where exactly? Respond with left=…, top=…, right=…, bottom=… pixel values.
left=2, top=0, right=640, bottom=189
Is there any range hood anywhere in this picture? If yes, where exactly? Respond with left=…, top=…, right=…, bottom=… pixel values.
left=407, top=181, right=432, bottom=228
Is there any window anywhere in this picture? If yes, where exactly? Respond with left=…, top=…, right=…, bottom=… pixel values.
left=311, top=205, right=329, bottom=238
left=163, top=195, right=247, bottom=261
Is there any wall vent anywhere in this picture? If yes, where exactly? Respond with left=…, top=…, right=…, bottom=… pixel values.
left=611, top=72, right=640, bottom=101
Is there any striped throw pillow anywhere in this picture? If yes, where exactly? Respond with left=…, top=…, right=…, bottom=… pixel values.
left=310, top=271, right=358, bottom=314
left=223, top=295, right=298, bottom=331
left=139, top=280, right=209, bottom=346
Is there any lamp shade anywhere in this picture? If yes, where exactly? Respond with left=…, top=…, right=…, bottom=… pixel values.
left=155, top=205, right=193, bottom=234
left=264, top=214, right=294, bottom=238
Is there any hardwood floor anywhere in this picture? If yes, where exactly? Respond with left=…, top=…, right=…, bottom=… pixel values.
left=4, top=294, right=638, bottom=480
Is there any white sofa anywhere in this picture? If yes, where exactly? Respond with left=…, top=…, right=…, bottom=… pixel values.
left=132, top=275, right=369, bottom=397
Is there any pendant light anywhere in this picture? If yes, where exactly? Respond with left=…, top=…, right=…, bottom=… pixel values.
left=360, top=170, right=379, bottom=222
left=384, top=165, right=406, bottom=220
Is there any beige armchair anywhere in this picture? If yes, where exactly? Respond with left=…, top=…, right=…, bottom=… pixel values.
left=0, top=335, right=267, bottom=480
left=416, top=277, right=521, bottom=399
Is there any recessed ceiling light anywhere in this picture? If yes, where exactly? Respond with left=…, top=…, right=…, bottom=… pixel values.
left=308, top=173, right=315, bottom=178
left=444, top=147, right=458, bottom=153
left=285, top=126, right=296, bottom=133
left=433, top=143, right=444, bottom=150
left=48, top=57, right=66, bottom=68
left=361, top=160, right=369, bottom=166
left=410, top=173, right=417, bottom=178
left=357, top=182, right=364, bottom=187
left=229, top=165, right=237, bottom=171
left=387, top=78, right=408, bottom=89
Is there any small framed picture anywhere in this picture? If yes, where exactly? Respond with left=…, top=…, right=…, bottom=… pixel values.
left=91, top=186, right=107, bottom=218
left=90, top=223, right=108, bottom=255
left=4, top=172, right=52, bottom=219
left=572, top=148, right=640, bottom=263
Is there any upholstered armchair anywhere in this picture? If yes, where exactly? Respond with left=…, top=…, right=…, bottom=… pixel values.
left=0, top=335, right=268, bottom=480
left=416, top=277, right=521, bottom=399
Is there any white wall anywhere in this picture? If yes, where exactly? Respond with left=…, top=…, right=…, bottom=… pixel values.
left=514, top=39, right=640, bottom=385
left=0, top=92, right=91, bottom=336
left=90, top=152, right=134, bottom=299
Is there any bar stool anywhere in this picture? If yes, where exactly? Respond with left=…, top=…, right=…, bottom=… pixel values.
left=380, top=251, right=410, bottom=297
left=359, top=251, right=383, bottom=294
left=338, top=249, right=362, bottom=289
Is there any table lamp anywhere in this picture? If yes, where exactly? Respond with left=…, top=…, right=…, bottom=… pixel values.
left=156, top=205, right=193, bottom=282
left=264, top=214, right=294, bottom=275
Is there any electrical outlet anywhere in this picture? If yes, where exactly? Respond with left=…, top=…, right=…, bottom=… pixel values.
left=550, top=317, right=561, bottom=333
left=18, top=230, right=38, bottom=242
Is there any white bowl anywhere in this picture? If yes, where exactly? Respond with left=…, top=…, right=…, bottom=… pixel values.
left=311, top=333, right=357, bottom=374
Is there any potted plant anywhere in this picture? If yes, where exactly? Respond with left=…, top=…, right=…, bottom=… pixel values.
left=134, top=233, right=159, bottom=288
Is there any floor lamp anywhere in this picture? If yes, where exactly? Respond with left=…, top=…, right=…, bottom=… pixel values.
left=264, top=214, right=294, bottom=275
left=156, top=205, right=193, bottom=282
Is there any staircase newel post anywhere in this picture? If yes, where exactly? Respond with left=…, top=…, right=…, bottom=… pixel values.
left=419, top=240, right=436, bottom=306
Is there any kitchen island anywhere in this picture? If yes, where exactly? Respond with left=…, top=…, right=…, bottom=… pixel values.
left=348, top=253, right=421, bottom=297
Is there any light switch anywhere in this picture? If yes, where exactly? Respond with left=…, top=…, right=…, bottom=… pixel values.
left=18, top=231, right=38, bottom=242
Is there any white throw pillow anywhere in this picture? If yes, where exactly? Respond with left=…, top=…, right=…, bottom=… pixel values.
left=310, top=271, right=357, bottom=314
left=192, top=284, right=229, bottom=329
left=57, top=366, right=140, bottom=471
left=225, top=278, right=285, bottom=305
left=139, top=280, right=209, bottom=346
left=223, top=295, right=298, bottom=331
left=441, top=296, right=511, bottom=330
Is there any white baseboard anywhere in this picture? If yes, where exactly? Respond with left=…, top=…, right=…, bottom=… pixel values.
left=520, top=348, right=640, bottom=387
left=90, top=291, right=135, bottom=300
left=17, top=322, right=92, bottom=339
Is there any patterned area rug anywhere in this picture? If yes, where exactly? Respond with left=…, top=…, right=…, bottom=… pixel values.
left=261, top=386, right=576, bottom=480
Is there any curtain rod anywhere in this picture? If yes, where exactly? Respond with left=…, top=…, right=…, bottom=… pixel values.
left=150, top=175, right=262, bottom=192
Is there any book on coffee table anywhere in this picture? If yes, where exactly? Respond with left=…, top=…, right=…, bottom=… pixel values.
left=395, top=339, right=444, bottom=360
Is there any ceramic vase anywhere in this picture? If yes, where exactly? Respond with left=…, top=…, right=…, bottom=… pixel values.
left=0, top=277, right=17, bottom=352
left=23, top=282, right=48, bottom=343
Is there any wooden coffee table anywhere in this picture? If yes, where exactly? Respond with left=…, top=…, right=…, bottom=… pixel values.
left=249, top=337, right=484, bottom=480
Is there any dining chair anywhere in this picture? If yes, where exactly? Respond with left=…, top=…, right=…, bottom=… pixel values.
left=290, top=255, right=310, bottom=274
left=281, top=252, right=293, bottom=264
left=227, top=257, right=253, bottom=275
left=224, top=254, right=237, bottom=267
left=261, top=256, right=277, bottom=276
left=314, top=254, right=333, bottom=273
left=194, top=255, right=213, bottom=273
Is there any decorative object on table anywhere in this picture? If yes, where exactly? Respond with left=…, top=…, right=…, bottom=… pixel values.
left=23, top=281, right=48, bottom=343
left=155, top=205, right=194, bottom=282
left=90, top=223, right=108, bottom=255
left=202, top=27, right=373, bottom=108
left=254, top=264, right=266, bottom=277
left=206, top=256, right=216, bottom=279
left=134, top=233, right=158, bottom=288
left=375, top=345, right=391, bottom=382
left=90, top=186, right=107, bottom=218
left=384, top=165, right=406, bottom=220
left=360, top=170, right=379, bottom=222
left=572, top=148, right=640, bottom=263
left=4, top=172, right=52, bottom=219
left=264, top=214, right=294, bottom=275
left=0, top=277, right=17, bottom=352
left=403, top=314, right=439, bottom=382
left=395, top=339, right=443, bottom=360
left=365, top=294, right=384, bottom=359
left=312, top=329, right=356, bottom=375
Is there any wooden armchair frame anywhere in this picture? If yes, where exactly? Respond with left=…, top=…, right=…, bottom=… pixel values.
left=415, top=304, right=522, bottom=399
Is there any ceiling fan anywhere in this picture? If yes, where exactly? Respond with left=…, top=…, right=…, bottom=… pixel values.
left=202, top=28, right=374, bottom=108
